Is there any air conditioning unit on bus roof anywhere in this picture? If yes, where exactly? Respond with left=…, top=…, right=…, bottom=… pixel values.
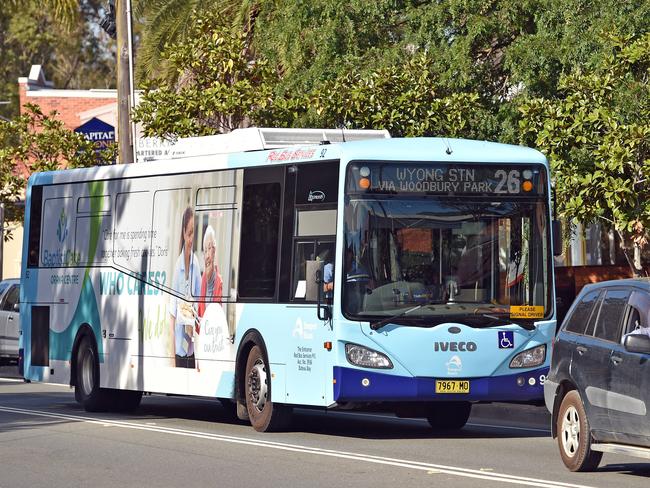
left=135, top=127, right=391, bottom=162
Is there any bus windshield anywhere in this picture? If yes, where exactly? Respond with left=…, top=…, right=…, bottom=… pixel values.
left=342, top=195, right=551, bottom=325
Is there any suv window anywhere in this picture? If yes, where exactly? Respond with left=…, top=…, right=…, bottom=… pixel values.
left=563, top=289, right=601, bottom=334
left=593, top=288, right=630, bottom=342
left=1, top=284, right=19, bottom=311
left=623, top=290, right=650, bottom=336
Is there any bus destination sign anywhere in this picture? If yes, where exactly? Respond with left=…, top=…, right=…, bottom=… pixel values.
left=348, top=163, right=546, bottom=196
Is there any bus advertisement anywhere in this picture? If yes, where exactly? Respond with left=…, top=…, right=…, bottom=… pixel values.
left=20, top=129, right=556, bottom=431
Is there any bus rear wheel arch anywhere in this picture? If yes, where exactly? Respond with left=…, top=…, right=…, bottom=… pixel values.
left=73, top=330, right=142, bottom=413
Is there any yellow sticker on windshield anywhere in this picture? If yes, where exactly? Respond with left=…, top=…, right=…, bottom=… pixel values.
left=510, top=305, right=544, bottom=319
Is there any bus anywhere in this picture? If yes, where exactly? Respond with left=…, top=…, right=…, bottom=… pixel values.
left=20, top=128, right=557, bottom=432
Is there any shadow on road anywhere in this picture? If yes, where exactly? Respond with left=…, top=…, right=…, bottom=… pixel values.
left=1, top=386, right=549, bottom=441
left=597, top=463, right=650, bottom=479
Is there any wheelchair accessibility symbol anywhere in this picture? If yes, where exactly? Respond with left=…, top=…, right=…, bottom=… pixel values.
left=499, top=331, right=514, bottom=349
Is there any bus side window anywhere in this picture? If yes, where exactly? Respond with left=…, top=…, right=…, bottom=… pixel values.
left=291, top=209, right=336, bottom=302
left=27, top=185, right=43, bottom=267
left=41, top=196, right=75, bottom=268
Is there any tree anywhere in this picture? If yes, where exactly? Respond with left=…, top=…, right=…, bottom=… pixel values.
left=0, top=1, right=116, bottom=120
left=519, top=33, right=650, bottom=274
left=252, top=0, right=650, bottom=142
left=0, top=103, right=116, bottom=239
left=258, top=54, right=484, bottom=139
left=132, top=10, right=278, bottom=137
left=132, top=0, right=241, bottom=82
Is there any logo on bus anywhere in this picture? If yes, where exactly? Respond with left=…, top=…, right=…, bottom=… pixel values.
left=56, top=208, right=68, bottom=243
left=446, top=355, right=463, bottom=375
left=307, top=190, right=325, bottom=202
left=434, top=341, right=477, bottom=352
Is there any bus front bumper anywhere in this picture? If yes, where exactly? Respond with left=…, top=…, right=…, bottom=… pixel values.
left=333, top=366, right=549, bottom=403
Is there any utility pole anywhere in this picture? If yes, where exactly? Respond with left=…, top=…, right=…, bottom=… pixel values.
left=116, top=0, right=134, bottom=163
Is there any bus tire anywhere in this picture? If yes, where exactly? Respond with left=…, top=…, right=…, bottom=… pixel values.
left=245, top=345, right=292, bottom=432
left=75, top=335, right=110, bottom=412
left=557, top=390, right=602, bottom=471
left=426, top=401, right=472, bottom=430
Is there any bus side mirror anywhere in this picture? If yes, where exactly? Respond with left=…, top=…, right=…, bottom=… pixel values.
left=552, top=220, right=562, bottom=257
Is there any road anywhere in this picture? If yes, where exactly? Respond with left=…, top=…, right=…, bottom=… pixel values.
left=1, top=363, right=648, bottom=488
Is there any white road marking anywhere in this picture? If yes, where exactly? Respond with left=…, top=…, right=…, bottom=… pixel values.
left=467, top=422, right=550, bottom=434
left=0, top=405, right=595, bottom=488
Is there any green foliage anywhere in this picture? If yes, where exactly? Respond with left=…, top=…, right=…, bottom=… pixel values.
left=0, top=1, right=116, bottom=119
left=252, top=0, right=650, bottom=143
left=132, top=0, right=241, bottom=82
left=259, top=54, right=484, bottom=138
left=132, top=10, right=279, bottom=137
left=0, top=103, right=116, bottom=237
left=133, top=9, right=485, bottom=139
left=519, top=33, right=650, bottom=269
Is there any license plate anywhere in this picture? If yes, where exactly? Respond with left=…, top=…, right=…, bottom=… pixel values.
left=435, top=380, right=470, bottom=394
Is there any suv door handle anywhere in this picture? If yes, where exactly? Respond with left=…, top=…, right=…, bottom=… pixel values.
left=8, top=316, right=14, bottom=321
left=611, top=355, right=622, bottom=365
left=576, top=345, right=587, bottom=355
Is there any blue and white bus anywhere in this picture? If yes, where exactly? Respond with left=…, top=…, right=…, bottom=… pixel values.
left=20, top=128, right=556, bottom=431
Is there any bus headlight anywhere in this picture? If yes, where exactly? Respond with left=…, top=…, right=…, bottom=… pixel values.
left=345, top=343, right=393, bottom=369
left=509, top=344, right=546, bottom=369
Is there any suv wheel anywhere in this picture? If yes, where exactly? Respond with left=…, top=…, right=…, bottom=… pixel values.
left=557, top=390, right=602, bottom=471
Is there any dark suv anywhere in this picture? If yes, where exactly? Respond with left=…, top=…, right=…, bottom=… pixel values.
left=545, top=278, right=650, bottom=471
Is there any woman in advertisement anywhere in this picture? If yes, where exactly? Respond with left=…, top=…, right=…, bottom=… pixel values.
left=198, top=225, right=223, bottom=319
left=169, top=206, right=202, bottom=368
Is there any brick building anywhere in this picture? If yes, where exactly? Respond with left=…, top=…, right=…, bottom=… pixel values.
left=18, top=65, right=117, bottom=133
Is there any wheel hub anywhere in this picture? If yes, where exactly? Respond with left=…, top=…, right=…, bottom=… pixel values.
left=248, top=359, right=268, bottom=412
left=561, top=405, right=580, bottom=457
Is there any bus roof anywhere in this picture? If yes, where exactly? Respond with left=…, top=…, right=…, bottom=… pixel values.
left=27, top=131, right=547, bottom=187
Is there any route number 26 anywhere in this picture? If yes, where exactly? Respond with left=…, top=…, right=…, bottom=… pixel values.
left=494, top=170, right=520, bottom=194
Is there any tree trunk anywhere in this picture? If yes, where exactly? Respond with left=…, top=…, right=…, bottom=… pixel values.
left=618, top=232, right=643, bottom=278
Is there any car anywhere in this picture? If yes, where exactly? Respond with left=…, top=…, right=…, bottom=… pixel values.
left=0, top=278, right=20, bottom=364
left=545, top=278, right=650, bottom=471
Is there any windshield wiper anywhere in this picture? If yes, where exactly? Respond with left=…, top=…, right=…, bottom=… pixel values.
left=369, top=305, right=537, bottom=332
left=369, top=299, right=489, bottom=331
left=472, top=313, right=536, bottom=331
left=369, top=302, right=438, bottom=331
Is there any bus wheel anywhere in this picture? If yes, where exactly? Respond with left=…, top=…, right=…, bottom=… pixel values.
left=557, top=390, right=602, bottom=471
left=426, top=402, right=472, bottom=430
left=75, top=336, right=110, bottom=412
left=245, top=345, right=292, bottom=432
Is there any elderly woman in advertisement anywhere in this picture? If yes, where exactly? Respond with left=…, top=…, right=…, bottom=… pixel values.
left=198, top=225, right=223, bottom=320
left=169, top=206, right=202, bottom=368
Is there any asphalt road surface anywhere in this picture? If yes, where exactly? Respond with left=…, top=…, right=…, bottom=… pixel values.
left=1, top=363, right=648, bottom=488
